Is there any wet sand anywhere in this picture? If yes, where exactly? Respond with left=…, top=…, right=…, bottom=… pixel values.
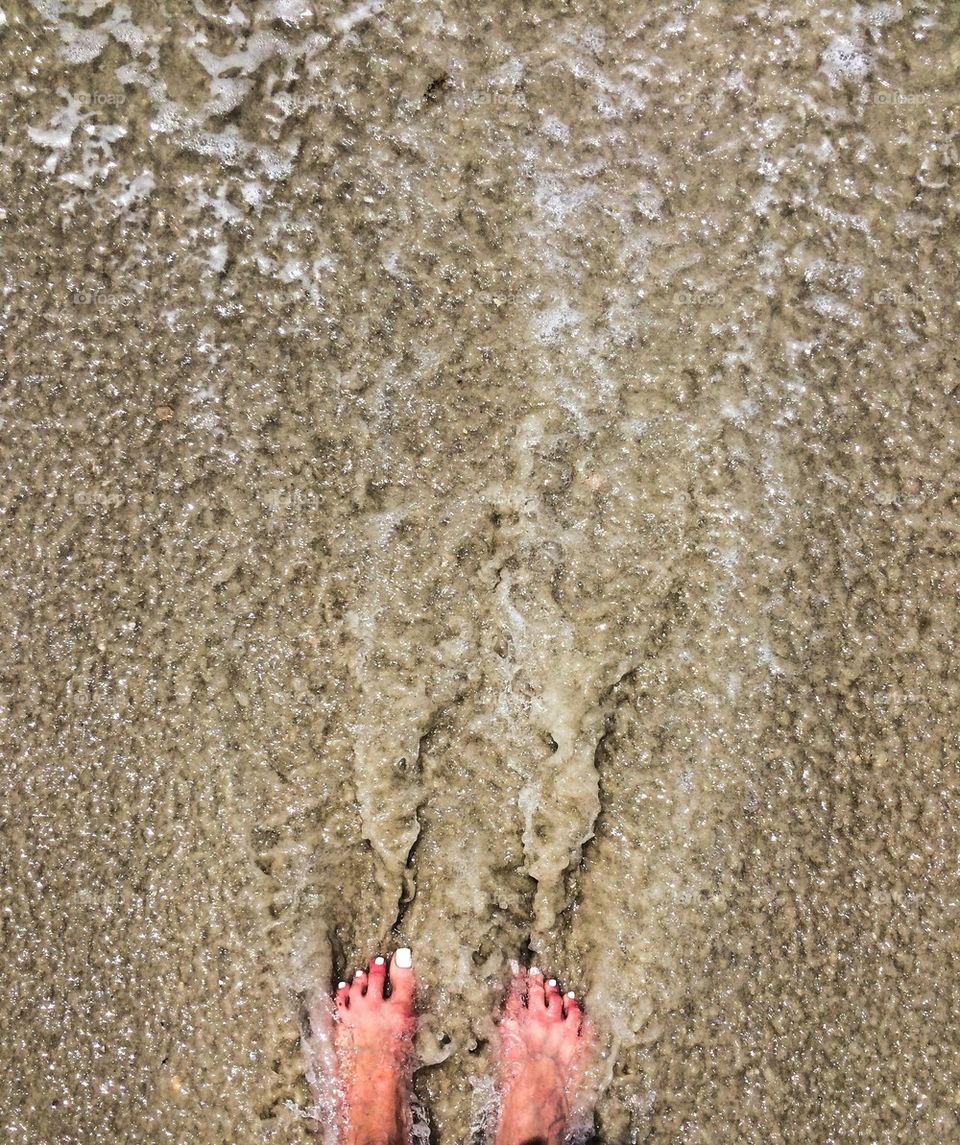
left=2, top=0, right=959, bottom=1141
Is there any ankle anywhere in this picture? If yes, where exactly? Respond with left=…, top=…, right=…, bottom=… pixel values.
left=342, top=1126, right=407, bottom=1145
left=340, top=1072, right=407, bottom=1145
left=495, top=1093, right=565, bottom=1145
left=341, top=1099, right=407, bottom=1145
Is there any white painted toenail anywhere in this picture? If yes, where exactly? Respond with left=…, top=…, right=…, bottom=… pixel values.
left=529, top=966, right=541, bottom=974
left=338, top=982, right=347, bottom=989
left=394, top=947, right=412, bottom=968
left=375, top=956, right=386, bottom=965
left=548, top=979, right=557, bottom=987
left=566, top=991, right=576, bottom=998
left=354, top=970, right=364, bottom=977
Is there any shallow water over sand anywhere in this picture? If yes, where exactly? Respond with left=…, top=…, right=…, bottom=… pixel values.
left=2, top=1, right=960, bottom=1141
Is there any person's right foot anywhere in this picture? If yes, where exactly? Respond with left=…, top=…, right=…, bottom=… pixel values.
left=493, top=965, right=593, bottom=1145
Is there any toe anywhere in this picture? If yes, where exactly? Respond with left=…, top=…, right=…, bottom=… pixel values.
left=388, top=948, right=415, bottom=1010
left=545, top=977, right=562, bottom=1017
left=504, top=964, right=526, bottom=1018
left=335, top=979, right=351, bottom=1010
left=368, top=955, right=387, bottom=999
left=527, top=966, right=545, bottom=1009
left=562, top=990, right=583, bottom=1030
left=352, top=967, right=368, bottom=998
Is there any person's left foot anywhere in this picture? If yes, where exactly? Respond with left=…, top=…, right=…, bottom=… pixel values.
left=328, top=948, right=417, bottom=1145
left=493, top=965, right=593, bottom=1145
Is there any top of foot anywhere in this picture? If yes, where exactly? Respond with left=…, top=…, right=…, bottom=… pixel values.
left=334, top=947, right=417, bottom=1056
left=494, top=965, right=593, bottom=1145
left=323, top=948, right=418, bottom=1145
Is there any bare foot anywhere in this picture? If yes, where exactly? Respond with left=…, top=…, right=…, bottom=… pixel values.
left=494, top=965, right=593, bottom=1145
left=330, top=948, right=417, bottom=1145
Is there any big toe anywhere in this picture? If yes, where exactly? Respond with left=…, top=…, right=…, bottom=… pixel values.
left=527, top=966, right=546, bottom=1009
left=504, top=964, right=526, bottom=1018
left=388, top=948, right=415, bottom=1010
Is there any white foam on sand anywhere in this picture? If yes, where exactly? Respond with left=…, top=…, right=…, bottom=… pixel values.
left=300, top=992, right=342, bottom=1142
left=58, top=21, right=108, bottom=63
left=820, top=35, right=871, bottom=85
left=333, top=0, right=384, bottom=34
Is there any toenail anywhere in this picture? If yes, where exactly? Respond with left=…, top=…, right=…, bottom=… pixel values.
left=548, top=979, right=557, bottom=987
left=355, top=970, right=364, bottom=977
left=395, top=947, right=412, bottom=968
left=375, top=956, right=386, bottom=965
left=566, top=991, right=576, bottom=998
left=529, top=966, right=541, bottom=975
left=338, top=981, right=347, bottom=989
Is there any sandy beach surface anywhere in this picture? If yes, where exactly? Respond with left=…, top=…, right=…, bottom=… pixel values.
left=2, top=1, right=959, bottom=1141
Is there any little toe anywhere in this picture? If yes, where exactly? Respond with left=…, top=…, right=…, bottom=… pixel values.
left=368, top=955, right=387, bottom=999
left=388, top=948, right=415, bottom=1011
left=545, top=977, right=562, bottom=1016
left=527, top=966, right=546, bottom=1009
left=335, top=980, right=351, bottom=1010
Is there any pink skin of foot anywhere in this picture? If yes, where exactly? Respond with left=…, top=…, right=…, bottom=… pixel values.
left=331, top=948, right=417, bottom=1145
left=494, top=965, right=593, bottom=1145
